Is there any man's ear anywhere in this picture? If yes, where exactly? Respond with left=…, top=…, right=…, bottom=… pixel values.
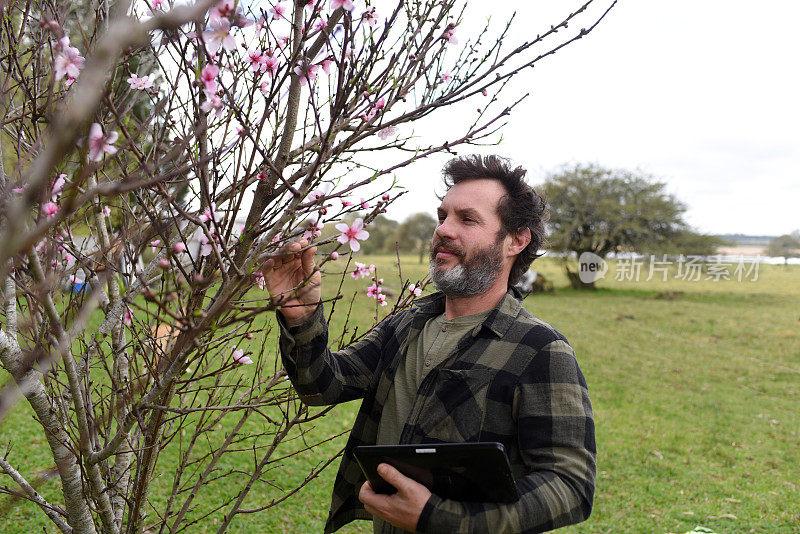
left=506, top=227, right=531, bottom=257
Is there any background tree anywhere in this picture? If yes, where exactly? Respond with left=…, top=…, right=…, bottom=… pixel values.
left=766, top=231, right=800, bottom=264
left=542, top=162, right=701, bottom=288
left=0, top=0, right=616, bottom=532
left=359, top=214, right=399, bottom=255
left=395, top=212, right=438, bottom=263
left=656, top=229, right=726, bottom=257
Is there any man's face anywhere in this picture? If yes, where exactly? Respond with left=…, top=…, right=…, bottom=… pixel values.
left=429, top=179, right=509, bottom=296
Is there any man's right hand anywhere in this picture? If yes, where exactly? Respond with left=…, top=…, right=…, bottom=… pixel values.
left=260, top=238, right=321, bottom=327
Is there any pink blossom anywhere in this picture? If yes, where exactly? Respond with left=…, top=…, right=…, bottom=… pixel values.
left=151, top=0, right=164, bottom=11
left=377, top=293, right=387, bottom=306
left=303, top=218, right=324, bottom=240
left=124, top=306, right=133, bottom=325
left=42, top=201, right=59, bottom=219
left=232, top=348, right=254, bottom=365
left=321, top=58, right=335, bottom=74
left=12, top=185, right=28, bottom=194
left=309, top=183, right=331, bottom=202
left=306, top=0, right=323, bottom=11
left=382, top=193, right=390, bottom=202
left=150, top=239, right=161, bottom=252
left=54, top=39, right=84, bottom=82
left=200, top=203, right=218, bottom=223
left=363, top=9, right=378, bottom=26
left=199, top=233, right=215, bottom=257
left=269, top=2, right=286, bottom=19
left=63, top=252, right=74, bottom=268
left=263, top=54, right=279, bottom=77
left=330, top=0, right=354, bottom=11
left=294, top=61, right=319, bottom=86
left=199, top=64, right=219, bottom=94
left=232, top=12, right=253, bottom=28
left=51, top=174, right=67, bottom=200
left=87, top=123, right=118, bottom=162
left=408, top=283, right=422, bottom=297
left=69, top=274, right=84, bottom=285
left=366, top=283, right=381, bottom=298
left=443, top=27, right=457, bottom=44
left=102, top=206, right=111, bottom=217
left=360, top=96, right=386, bottom=121
left=158, top=258, right=171, bottom=269
left=254, top=270, right=265, bottom=290
left=127, top=74, right=154, bottom=90
left=276, top=35, right=290, bottom=48
left=377, top=125, right=398, bottom=140
left=200, top=94, right=224, bottom=117
left=341, top=199, right=353, bottom=207
left=311, top=18, right=327, bottom=32
left=441, top=71, right=452, bottom=82
left=172, top=242, right=186, bottom=254
left=330, top=251, right=339, bottom=260
left=359, top=108, right=376, bottom=122
left=360, top=198, right=368, bottom=209
left=350, top=261, right=371, bottom=279
left=203, top=19, right=237, bottom=55
left=210, top=1, right=235, bottom=23
left=246, top=50, right=267, bottom=72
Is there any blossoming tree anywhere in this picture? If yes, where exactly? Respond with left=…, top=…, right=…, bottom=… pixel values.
left=0, top=0, right=615, bottom=532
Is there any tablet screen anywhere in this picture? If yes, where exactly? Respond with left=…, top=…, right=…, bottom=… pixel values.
left=354, top=441, right=519, bottom=503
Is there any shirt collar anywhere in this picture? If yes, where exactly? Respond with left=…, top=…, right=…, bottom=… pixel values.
left=413, top=289, right=523, bottom=338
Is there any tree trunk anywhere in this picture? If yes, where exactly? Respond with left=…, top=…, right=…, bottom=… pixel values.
left=565, top=267, right=596, bottom=290
left=0, top=335, right=98, bottom=534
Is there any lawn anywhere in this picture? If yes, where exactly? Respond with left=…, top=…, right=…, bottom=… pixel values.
left=1, top=255, right=798, bottom=533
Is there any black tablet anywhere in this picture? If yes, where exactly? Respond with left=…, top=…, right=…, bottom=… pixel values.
left=353, top=441, right=519, bottom=503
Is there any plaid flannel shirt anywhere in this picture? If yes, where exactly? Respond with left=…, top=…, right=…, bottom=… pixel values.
left=279, top=290, right=596, bottom=533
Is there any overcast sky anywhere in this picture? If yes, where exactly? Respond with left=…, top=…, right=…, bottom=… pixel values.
left=383, top=0, right=800, bottom=237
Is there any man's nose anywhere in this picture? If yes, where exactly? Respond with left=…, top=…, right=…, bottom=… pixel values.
left=434, top=217, right=456, bottom=241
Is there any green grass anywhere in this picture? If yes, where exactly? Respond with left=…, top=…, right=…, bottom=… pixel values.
left=2, top=256, right=799, bottom=533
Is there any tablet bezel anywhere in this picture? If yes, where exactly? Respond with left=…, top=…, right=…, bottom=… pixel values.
left=353, top=441, right=519, bottom=503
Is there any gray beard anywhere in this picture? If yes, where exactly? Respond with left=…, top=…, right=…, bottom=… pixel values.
left=429, top=242, right=503, bottom=297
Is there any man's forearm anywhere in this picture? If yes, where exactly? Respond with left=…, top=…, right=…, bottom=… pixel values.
left=416, top=469, right=592, bottom=534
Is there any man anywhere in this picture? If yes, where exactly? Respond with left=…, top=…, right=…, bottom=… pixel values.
left=263, top=155, right=595, bottom=533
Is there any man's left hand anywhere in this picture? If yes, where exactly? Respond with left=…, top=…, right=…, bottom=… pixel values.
left=359, top=463, right=432, bottom=531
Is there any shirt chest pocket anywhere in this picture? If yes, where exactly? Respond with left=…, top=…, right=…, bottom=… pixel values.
left=415, top=368, right=493, bottom=443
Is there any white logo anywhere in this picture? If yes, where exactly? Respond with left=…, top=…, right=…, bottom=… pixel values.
left=578, top=252, right=607, bottom=284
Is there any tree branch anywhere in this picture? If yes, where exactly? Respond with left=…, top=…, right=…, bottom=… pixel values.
left=0, top=456, right=72, bottom=534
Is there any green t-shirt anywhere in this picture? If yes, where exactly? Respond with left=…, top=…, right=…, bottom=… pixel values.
left=373, top=309, right=491, bottom=534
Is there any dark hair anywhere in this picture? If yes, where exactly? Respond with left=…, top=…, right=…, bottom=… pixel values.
left=441, top=154, right=549, bottom=286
